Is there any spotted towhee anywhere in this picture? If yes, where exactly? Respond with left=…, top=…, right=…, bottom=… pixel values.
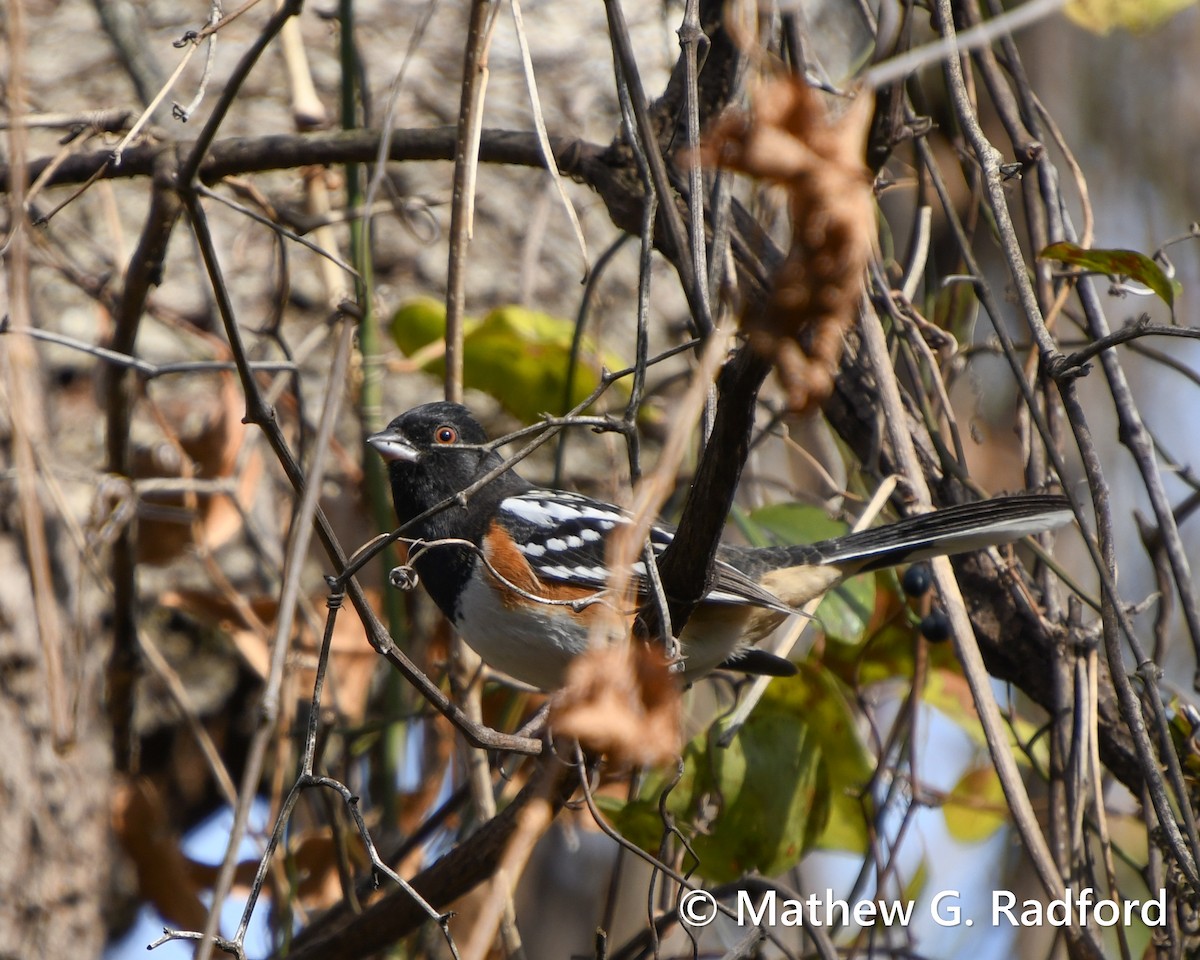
left=368, top=402, right=1073, bottom=690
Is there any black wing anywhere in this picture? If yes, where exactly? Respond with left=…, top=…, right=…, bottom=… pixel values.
left=494, top=490, right=793, bottom=613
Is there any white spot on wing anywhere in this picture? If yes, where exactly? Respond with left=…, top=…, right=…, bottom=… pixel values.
left=523, top=491, right=626, bottom=523
left=537, top=564, right=574, bottom=580
left=501, top=497, right=559, bottom=526
left=536, top=563, right=608, bottom=584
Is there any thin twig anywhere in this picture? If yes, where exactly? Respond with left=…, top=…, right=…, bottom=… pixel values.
left=2, top=7, right=71, bottom=748
left=195, top=184, right=359, bottom=278
left=623, top=125, right=656, bottom=484
left=177, top=0, right=304, bottom=186
left=603, top=0, right=709, bottom=334
left=554, top=233, right=633, bottom=483
left=1, top=320, right=296, bottom=378
left=677, top=0, right=713, bottom=329
left=364, top=0, right=439, bottom=211
left=864, top=0, right=1066, bottom=90
left=1055, top=316, right=1200, bottom=370
left=110, top=45, right=200, bottom=167
left=445, top=0, right=502, bottom=403
left=509, top=0, right=589, bottom=276
left=172, top=4, right=222, bottom=122
left=192, top=0, right=267, bottom=43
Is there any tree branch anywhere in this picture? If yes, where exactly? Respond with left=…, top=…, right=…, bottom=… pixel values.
left=2, top=127, right=602, bottom=195
left=279, top=756, right=576, bottom=960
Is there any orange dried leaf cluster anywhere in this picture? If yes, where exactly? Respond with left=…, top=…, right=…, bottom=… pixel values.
left=551, top=643, right=681, bottom=766
left=125, top=372, right=260, bottom=565
left=112, top=779, right=209, bottom=930
left=161, top=586, right=382, bottom=726
left=703, top=78, right=874, bottom=411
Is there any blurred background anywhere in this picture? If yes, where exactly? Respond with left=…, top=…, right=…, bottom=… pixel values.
left=3, top=1, right=1200, bottom=957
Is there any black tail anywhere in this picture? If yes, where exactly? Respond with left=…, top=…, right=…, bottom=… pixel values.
left=813, top=494, right=1073, bottom=572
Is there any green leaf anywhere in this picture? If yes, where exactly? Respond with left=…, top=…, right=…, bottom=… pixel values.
left=1066, top=0, right=1196, bottom=33
left=903, top=858, right=929, bottom=903
left=787, top=666, right=873, bottom=853
left=746, top=502, right=847, bottom=545
left=743, top=503, right=877, bottom=645
left=824, top=620, right=918, bottom=686
left=942, top=766, right=1009, bottom=843
left=1039, top=241, right=1179, bottom=309
left=678, top=680, right=827, bottom=881
left=390, top=296, right=460, bottom=354
left=604, top=668, right=873, bottom=876
left=816, top=576, right=877, bottom=646
left=389, top=299, right=626, bottom=421
left=595, top=794, right=668, bottom=855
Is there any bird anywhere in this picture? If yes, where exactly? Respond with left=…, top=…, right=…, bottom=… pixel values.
left=368, top=401, right=1073, bottom=691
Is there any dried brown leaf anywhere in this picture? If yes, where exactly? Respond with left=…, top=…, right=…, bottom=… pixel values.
left=290, top=830, right=368, bottom=910
left=162, top=587, right=382, bottom=726
left=704, top=78, right=875, bottom=412
left=551, top=644, right=681, bottom=766
left=135, top=372, right=255, bottom=565
left=111, top=777, right=208, bottom=931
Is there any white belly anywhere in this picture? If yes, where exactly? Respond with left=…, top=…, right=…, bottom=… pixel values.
left=454, top=575, right=784, bottom=688
left=456, top=576, right=591, bottom=690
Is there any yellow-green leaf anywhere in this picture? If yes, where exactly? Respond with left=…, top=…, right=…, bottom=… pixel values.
left=390, top=296, right=462, bottom=354
left=942, top=766, right=1009, bottom=843
left=922, top=668, right=1045, bottom=769
left=816, top=577, right=877, bottom=646
left=1065, top=0, right=1196, bottom=33
left=902, top=859, right=929, bottom=903
left=389, top=299, right=626, bottom=422
left=594, top=794, right=667, bottom=855
left=824, top=620, right=918, bottom=686
left=1039, top=241, right=1179, bottom=309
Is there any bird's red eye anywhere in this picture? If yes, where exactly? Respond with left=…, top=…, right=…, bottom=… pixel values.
left=434, top=425, right=458, bottom=445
